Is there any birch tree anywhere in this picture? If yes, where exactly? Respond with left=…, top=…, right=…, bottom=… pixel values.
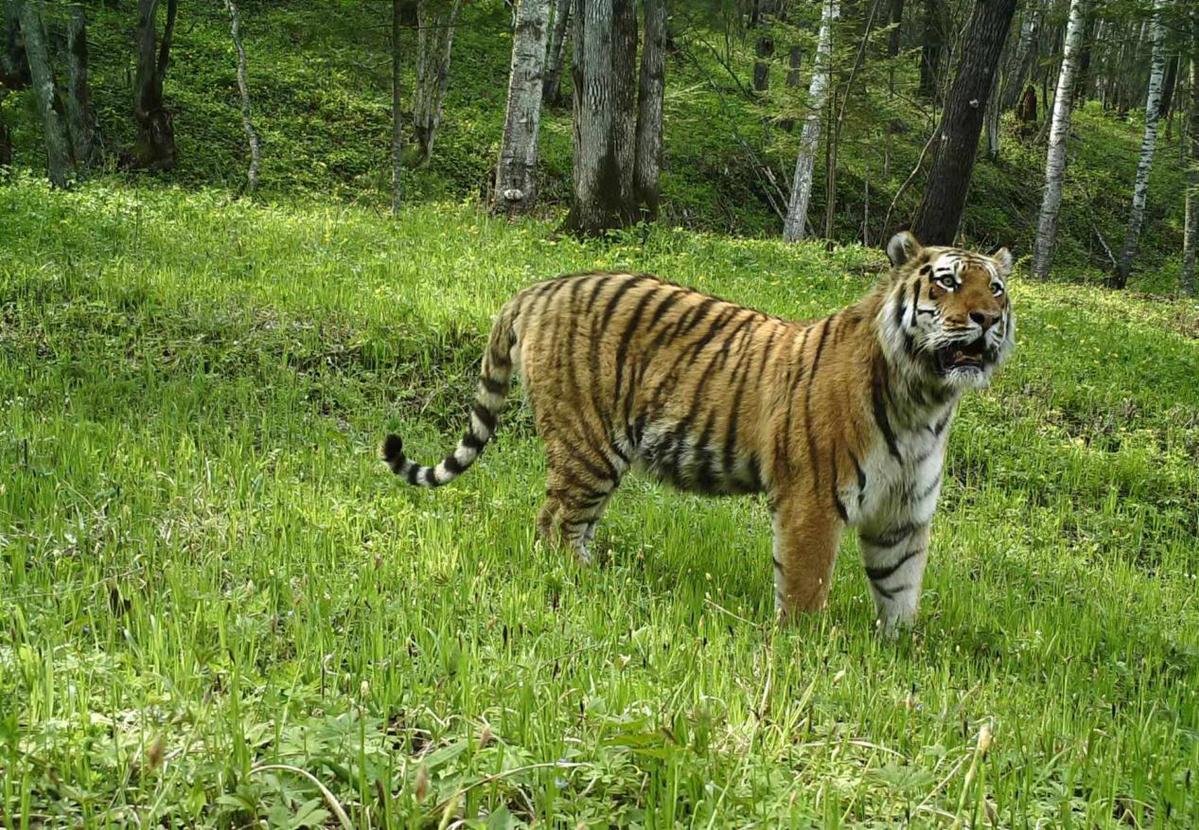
left=1183, top=15, right=1197, bottom=295
left=412, top=0, right=461, bottom=166
left=1030, top=0, right=1086, bottom=280
left=782, top=0, right=837, bottom=243
left=634, top=0, right=666, bottom=218
left=911, top=0, right=1017, bottom=245
left=225, top=0, right=259, bottom=194
left=16, top=0, right=73, bottom=186
left=493, top=0, right=551, bottom=216
left=1112, top=0, right=1166, bottom=289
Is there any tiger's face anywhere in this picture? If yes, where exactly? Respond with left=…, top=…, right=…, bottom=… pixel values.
left=883, top=231, right=1015, bottom=392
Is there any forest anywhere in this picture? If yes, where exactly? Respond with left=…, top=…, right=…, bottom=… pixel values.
left=1, top=0, right=1198, bottom=826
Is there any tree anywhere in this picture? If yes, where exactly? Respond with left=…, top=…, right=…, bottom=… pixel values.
left=133, top=0, right=178, bottom=170
left=542, top=0, right=571, bottom=105
left=1182, top=12, right=1197, bottom=295
left=16, top=0, right=73, bottom=186
left=1113, top=0, right=1166, bottom=289
left=782, top=0, right=837, bottom=242
left=562, top=0, right=637, bottom=234
left=412, top=0, right=461, bottom=166
left=225, top=0, right=259, bottom=195
left=64, top=5, right=96, bottom=168
left=392, top=0, right=404, bottom=213
left=1031, top=0, right=1086, bottom=279
left=494, top=0, right=551, bottom=216
left=634, top=0, right=666, bottom=218
left=918, top=0, right=943, bottom=101
left=911, top=0, right=1018, bottom=246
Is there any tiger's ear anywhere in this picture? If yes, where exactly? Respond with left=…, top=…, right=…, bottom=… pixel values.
left=886, top=231, right=921, bottom=269
left=991, top=246, right=1014, bottom=277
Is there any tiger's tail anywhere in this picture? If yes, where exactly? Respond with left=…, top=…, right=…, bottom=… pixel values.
left=382, top=301, right=519, bottom=487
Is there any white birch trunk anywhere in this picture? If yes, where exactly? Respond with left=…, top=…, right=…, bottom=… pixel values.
left=494, top=0, right=551, bottom=216
left=413, top=0, right=461, bottom=166
left=225, top=0, right=260, bottom=195
left=783, top=0, right=837, bottom=243
left=1029, top=0, right=1085, bottom=279
left=1114, top=0, right=1166, bottom=287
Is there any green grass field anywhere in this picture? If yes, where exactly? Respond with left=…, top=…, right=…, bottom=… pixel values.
left=2, top=178, right=1198, bottom=827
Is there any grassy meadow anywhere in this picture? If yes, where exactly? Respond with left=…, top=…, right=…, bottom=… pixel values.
left=1, top=179, right=1198, bottom=827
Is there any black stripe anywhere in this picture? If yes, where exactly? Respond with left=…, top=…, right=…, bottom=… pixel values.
left=772, top=556, right=784, bottom=570
left=442, top=454, right=464, bottom=475
left=647, top=287, right=686, bottom=329
left=584, top=274, right=615, bottom=312
left=423, top=467, right=438, bottom=486
left=871, top=582, right=907, bottom=600
left=915, top=476, right=941, bottom=501
left=489, top=346, right=512, bottom=369
left=480, top=375, right=506, bottom=395
left=850, top=451, right=866, bottom=490
left=471, top=402, right=497, bottom=433
left=866, top=548, right=919, bottom=582
left=723, top=340, right=756, bottom=482
left=778, top=327, right=811, bottom=467
left=931, top=412, right=952, bottom=436
left=405, top=464, right=421, bottom=485
left=871, top=358, right=901, bottom=461
left=894, top=285, right=907, bottom=329
left=861, top=523, right=917, bottom=549
left=908, top=280, right=919, bottom=328
left=614, top=286, right=666, bottom=399
left=600, top=275, right=647, bottom=328
left=462, top=431, right=485, bottom=452
left=747, top=453, right=764, bottom=491
left=830, top=454, right=848, bottom=521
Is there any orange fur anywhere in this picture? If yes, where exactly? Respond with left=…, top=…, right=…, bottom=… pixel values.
left=383, top=232, right=1014, bottom=631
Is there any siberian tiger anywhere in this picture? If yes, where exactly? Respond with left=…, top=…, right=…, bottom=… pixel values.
left=382, top=231, right=1014, bottom=632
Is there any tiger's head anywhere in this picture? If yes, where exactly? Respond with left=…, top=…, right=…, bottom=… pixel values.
left=879, top=231, right=1015, bottom=393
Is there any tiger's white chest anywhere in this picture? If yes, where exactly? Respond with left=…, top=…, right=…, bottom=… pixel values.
left=838, top=421, right=949, bottom=533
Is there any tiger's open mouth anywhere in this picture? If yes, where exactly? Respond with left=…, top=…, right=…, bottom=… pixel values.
left=933, top=338, right=991, bottom=374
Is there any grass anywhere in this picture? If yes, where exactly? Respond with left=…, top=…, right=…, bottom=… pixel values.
left=2, top=177, right=1198, bottom=827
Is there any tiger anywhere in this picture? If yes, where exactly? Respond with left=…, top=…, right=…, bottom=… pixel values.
left=382, top=231, right=1014, bottom=633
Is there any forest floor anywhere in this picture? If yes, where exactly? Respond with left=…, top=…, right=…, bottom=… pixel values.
left=2, top=180, right=1198, bottom=827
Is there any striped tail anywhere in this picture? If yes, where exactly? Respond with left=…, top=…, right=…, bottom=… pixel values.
left=382, top=304, right=517, bottom=487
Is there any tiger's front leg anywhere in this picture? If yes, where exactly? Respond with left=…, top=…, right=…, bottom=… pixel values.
left=770, top=492, right=844, bottom=620
left=860, top=523, right=930, bottom=636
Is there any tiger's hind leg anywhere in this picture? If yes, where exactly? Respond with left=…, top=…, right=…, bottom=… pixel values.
left=537, top=444, right=624, bottom=563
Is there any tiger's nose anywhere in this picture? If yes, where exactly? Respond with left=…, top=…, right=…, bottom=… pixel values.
left=970, top=309, right=1000, bottom=331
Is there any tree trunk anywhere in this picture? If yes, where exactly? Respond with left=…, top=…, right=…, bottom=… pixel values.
left=1113, top=0, right=1166, bottom=289
left=611, top=0, right=636, bottom=211
left=782, top=0, right=837, bottom=242
left=1073, top=12, right=1094, bottom=105
left=494, top=0, right=551, bottom=216
left=779, top=44, right=802, bottom=130
left=64, top=6, right=95, bottom=168
left=753, top=32, right=773, bottom=93
left=1179, top=14, right=1196, bottom=295
left=911, top=0, right=1017, bottom=245
left=1000, top=7, right=1037, bottom=112
left=542, top=0, right=571, bottom=105
left=392, top=0, right=404, bottom=213
left=2, top=0, right=29, bottom=89
left=225, top=0, right=259, bottom=194
left=983, top=69, right=1000, bottom=160
left=1030, top=0, right=1085, bottom=280
left=918, top=0, right=943, bottom=102
left=17, top=0, right=73, bottom=186
left=413, top=0, right=461, bottom=166
left=635, top=0, right=665, bottom=219
left=133, top=0, right=177, bottom=170
left=563, top=0, right=637, bottom=234
left=886, top=0, right=903, bottom=58
left=1157, top=53, right=1178, bottom=121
